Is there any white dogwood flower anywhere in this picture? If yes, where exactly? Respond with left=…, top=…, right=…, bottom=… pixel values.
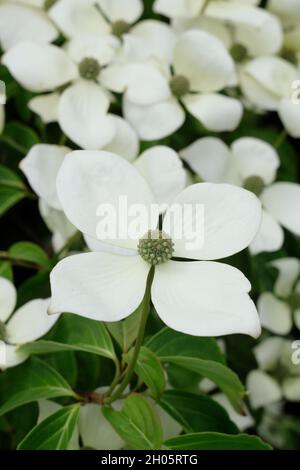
left=171, top=0, right=282, bottom=58
left=0, top=1, right=58, bottom=51
left=181, top=136, right=300, bottom=254
left=49, top=149, right=261, bottom=338
left=258, top=257, right=300, bottom=335
left=240, top=56, right=300, bottom=137
left=0, top=277, right=59, bottom=369
left=101, top=30, right=242, bottom=140
left=48, top=0, right=143, bottom=39
left=247, top=336, right=300, bottom=408
left=2, top=33, right=120, bottom=149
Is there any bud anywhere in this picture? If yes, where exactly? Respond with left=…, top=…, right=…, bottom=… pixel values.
left=243, top=175, right=265, bottom=197
left=138, top=230, right=174, bottom=265
left=230, top=44, right=248, bottom=63
left=78, top=58, right=101, bottom=81
left=111, top=20, right=131, bottom=38
left=170, top=75, right=190, bottom=99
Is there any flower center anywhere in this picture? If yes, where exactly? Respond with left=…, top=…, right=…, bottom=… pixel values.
left=0, top=321, right=6, bottom=341
left=111, top=20, right=131, bottom=38
left=138, top=230, right=174, bottom=265
left=230, top=43, right=248, bottom=63
left=78, top=57, right=101, bottom=81
left=243, top=175, right=265, bottom=197
left=170, top=75, right=190, bottom=98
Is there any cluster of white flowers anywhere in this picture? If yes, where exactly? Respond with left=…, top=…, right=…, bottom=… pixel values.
left=1, top=0, right=300, bottom=451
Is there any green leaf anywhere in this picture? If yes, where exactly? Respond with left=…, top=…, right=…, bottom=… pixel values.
left=0, top=186, right=25, bottom=216
left=159, top=356, right=244, bottom=413
left=1, top=122, right=40, bottom=154
left=18, top=404, right=80, bottom=450
left=0, top=261, right=13, bottom=281
left=20, top=313, right=116, bottom=361
left=146, top=327, right=225, bottom=364
left=124, top=346, right=165, bottom=398
left=0, top=164, right=27, bottom=216
left=102, top=394, right=163, bottom=450
left=159, top=391, right=238, bottom=434
left=106, top=307, right=140, bottom=352
left=0, top=358, right=77, bottom=418
left=165, top=432, right=272, bottom=450
left=9, top=241, right=50, bottom=268
left=17, top=271, right=51, bottom=306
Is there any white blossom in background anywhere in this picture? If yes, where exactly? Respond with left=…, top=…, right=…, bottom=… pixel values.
left=2, top=34, right=121, bottom=149
left=49, top=149, right=261, bottom=338
left=258, top=258, right=300, bottom=335
left=101, top=29, right=242, bottom=140
left=0, top=0, right=58, bottom=51
left=213, top=393, right=254, bottom=431
left=247, top=336, right=300, bottom=409
left=240, top=56, right=300, bottom=137
left=170, top=0, right=282, bottom=59
left=181, top=136, right=300, bottom=254
left=268, top=0, right=300, bottom=55
left=0, top=277, right=59, bottom=369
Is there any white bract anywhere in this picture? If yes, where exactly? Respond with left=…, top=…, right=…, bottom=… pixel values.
left=101, top=30, right=242, bottom=140
left=247, top=336, right=300, bottom=408
left=20, top=144, right=185, bottom=250
left=240, top=56, right=300, bottom=137
left=49, top=149, right=262, bottom=338
left=48, top=0, right=143, bottom=39
left=0, top=277, right=59, bottom=369
left=181, top=136, right=300, bottom=254
left=258, top=258, right=300, bottom=335
left=0, top=1, right=58, bottom=51
left=2, top=34, right=121, bottom=149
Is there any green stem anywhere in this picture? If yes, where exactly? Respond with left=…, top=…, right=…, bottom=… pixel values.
left=105, top=359, right=121, bottom=397
left=274, top=129, right=287, bottom=150
left=0, top=251, right=39, bottom=269
left=104, top=267, right=154, bottom=404
left=200, top=0, right=210, bottom=13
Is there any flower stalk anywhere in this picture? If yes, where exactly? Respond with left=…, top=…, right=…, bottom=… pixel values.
left=104, top=267, right=154, bottom=404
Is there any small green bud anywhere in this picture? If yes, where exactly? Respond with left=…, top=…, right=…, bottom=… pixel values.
left=111, top=20, right=131, bottom=38
left=170, top=75, right=190, bottom=99
left=230, top=43, right=248, bottom=63
left=0, top=321, right=6, bottom=342
left=78, top=57, right=101, bottom=81
left=243, top=175, right=265, bottom=197
left=138, top=230, right=174, bottom=266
